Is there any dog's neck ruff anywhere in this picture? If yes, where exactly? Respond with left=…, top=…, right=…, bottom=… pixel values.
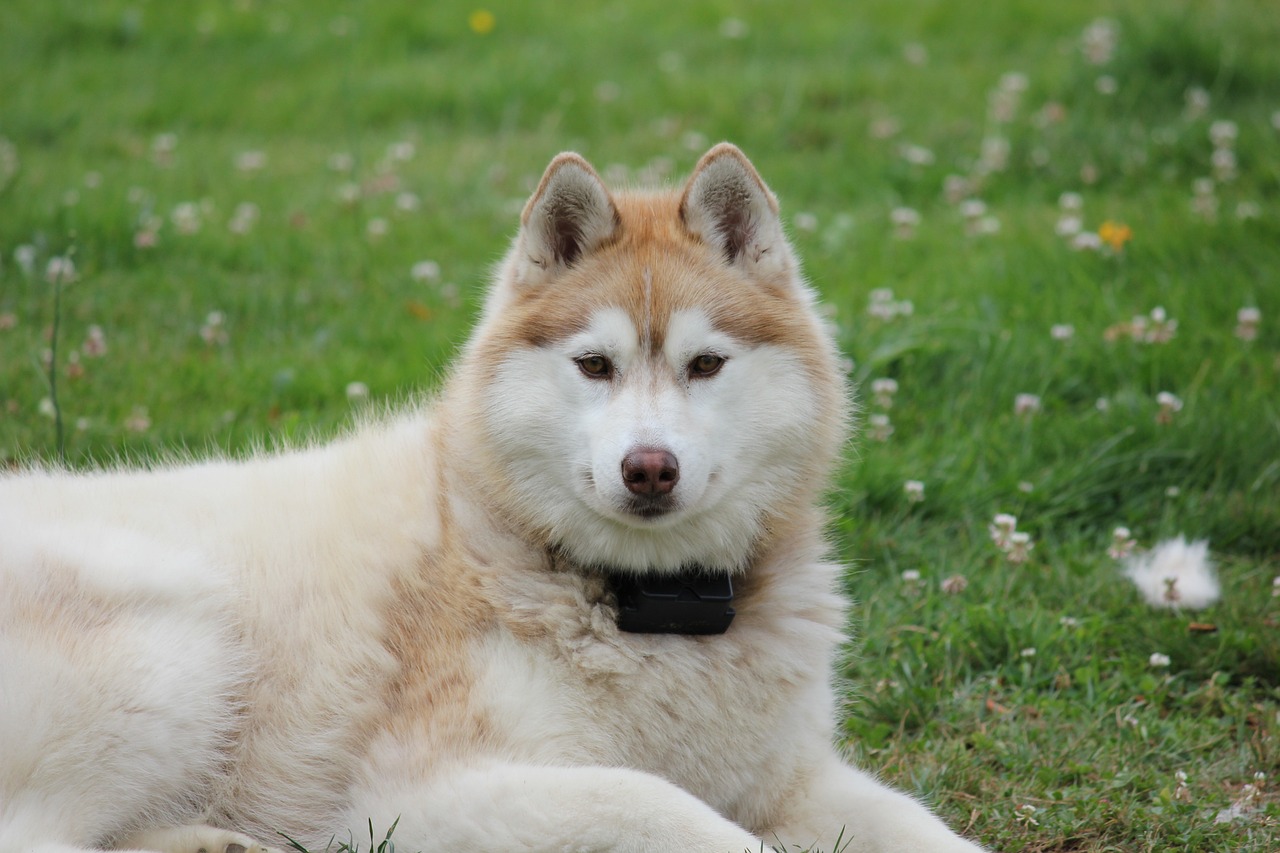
left=604, top=567, right=736, bottom=635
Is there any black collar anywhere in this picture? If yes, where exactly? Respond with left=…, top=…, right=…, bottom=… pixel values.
left=605, top=567, right=736, bottom=635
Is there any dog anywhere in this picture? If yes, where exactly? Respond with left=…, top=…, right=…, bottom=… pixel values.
left=0, top=144, right=986, bottom=853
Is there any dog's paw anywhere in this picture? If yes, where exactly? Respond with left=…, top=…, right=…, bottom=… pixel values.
left=115, top=824, right=282, bottom=853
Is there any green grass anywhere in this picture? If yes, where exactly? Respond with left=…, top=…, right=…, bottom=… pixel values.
left=2, top=1, right=1278, bottom=849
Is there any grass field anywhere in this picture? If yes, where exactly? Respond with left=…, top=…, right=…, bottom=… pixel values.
left=2, top=1, right=1279, bottom=850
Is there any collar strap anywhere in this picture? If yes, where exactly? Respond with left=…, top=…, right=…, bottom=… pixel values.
left=607, top=568, right=736, bottom=635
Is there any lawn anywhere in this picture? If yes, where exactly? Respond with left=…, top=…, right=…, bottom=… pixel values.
left=2, top=0, right=1278, bottom=849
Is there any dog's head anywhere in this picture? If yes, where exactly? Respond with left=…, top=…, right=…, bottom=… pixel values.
left=457, top=144, right=849, bottom=574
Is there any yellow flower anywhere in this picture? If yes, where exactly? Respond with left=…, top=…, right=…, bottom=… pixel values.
left=468, top=9, right=496, bottom=34
left=1098, top=220, right=1132, bottom=250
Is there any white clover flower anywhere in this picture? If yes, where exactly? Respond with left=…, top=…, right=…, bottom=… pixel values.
left=1143, top=306, right=1177, bottom=344
left=1051, top=323, right=1075, bottom=341
left=83, top=325, right=107, bottom=358
left=1095, top=75, right=1118, bottom=95
left=871, top=377, right=899, bottom=408
left=1108, top=526, right=1137, bottom=560
left=395, top=192, right=421, bottom=213
left=1156, top=391, right=1183, bottom=424
left=411, top=260, right=441, bottom=282
left=228, top=202, right=259, bottom=235
left=718, top=17, right=749, bottom=39
left=199, top=311, right=228, bottom=346
left=1072, top=231, right=1103, bottom=251
left=1209, top=120, right=1238, bottom=149
left=901, top=569, right=922, bottom=583
left=979, top=137, right=1010, bottom=173
left=1149, top=652, right=1171, bottom=668
left=867, top=288, right=913, bottom=320
left=903, top=480, right=925, bottom=503
left=1081, top=18, right=1118, bottom=65
left=366, top=217, right=389, bottom=238
left=989, top=513, right=1017, bottom=549
left=14, top=244, right=36, bottom=275
left=328, top=152, right=354, bottom=172
left=1184, top=86, right=1211, bottom=120
left=903, top=43, right=928, bottom=65
left=941, top=574, right=968, bottom=594
left=867, top=413, right=894, bottom=442
left=1124, top=536, right=1219, bottom=610
left=943, top=174, right=971, bottom=203
left=959, top=199, right=987, bottom=219
left=1014, top=393, right=1042, bottom=416
left=792, top=211, right=818, bottom=233
left=1059, top=191, right=1084, bottom=211
left=1235, top=306, right=1261, bottom=341
left=1212, top=147, right=1238, bottom=182
left=387, top=140, right=416, bottom=162
left=899, top=143, right=935, bottom=166
left=336, top=182, right=360, bottom=204
left=171, top=201, right=201, bottom=234
left=45, top=256, right=76, bottom=284
left=1020, top=647, right=1036, bottom=658
left=1055, top=215, right=1083, bottom=237
left=890, top=207, right=920, bottom=239
left=125, top=406, right=152, bottom=432
left=345, top=381, right=370, bottom=402
left=235, top=150, right=267, bottom=172
left=1006, top=531, right=1034, bottom=564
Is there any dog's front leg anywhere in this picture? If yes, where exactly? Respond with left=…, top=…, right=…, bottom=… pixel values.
left=765, top=753, right=988, bottom=853
left=348, top=761, right=768, bottom=853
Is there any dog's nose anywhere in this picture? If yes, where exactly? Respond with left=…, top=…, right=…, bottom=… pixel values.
left=621, top=447, right=680, bottom=496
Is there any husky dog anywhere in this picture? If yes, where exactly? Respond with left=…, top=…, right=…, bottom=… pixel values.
left=0, top=144, right=986, bottom=853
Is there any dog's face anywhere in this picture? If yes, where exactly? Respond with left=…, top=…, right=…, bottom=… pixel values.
left=462, top=145, right=848, bottom=573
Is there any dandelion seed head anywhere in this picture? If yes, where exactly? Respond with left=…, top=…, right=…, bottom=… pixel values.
left=1123, top=536, right=1219, bottom=610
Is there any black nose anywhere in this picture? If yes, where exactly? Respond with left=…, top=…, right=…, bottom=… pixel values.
left=621, top=447, right=680, bottom=496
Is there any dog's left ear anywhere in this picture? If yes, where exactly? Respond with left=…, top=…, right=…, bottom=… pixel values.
left=680, top=143, right=788, bottom=274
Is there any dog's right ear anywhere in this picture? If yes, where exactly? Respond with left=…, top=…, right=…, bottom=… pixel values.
left=516, top=153, right=619, bottom=284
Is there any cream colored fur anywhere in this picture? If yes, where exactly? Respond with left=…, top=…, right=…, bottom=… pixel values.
left=0, top=145, right=986, bottom=853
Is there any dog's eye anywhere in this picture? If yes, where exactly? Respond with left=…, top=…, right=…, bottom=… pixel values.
left=576, top=354, right=613, bottom=379
left=688, top=353, right=725, bottom=378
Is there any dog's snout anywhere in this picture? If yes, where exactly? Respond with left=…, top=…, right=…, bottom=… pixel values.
left=621, top=447, right=680, bottom=496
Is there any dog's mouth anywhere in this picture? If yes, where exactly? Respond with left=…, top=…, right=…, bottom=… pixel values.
left=622, top=494, right=679, bottom=520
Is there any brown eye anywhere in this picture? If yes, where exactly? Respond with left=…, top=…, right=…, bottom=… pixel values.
left=576, top=354, right=613, bottom=379
left=689, top=353, right=725, bottom=378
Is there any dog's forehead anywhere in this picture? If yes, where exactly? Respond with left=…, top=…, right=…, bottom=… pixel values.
left=571, top=302, right=726, bottom=357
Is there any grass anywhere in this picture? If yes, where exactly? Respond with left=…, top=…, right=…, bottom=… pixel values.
left=2, top=0, right=1279, bottom=849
